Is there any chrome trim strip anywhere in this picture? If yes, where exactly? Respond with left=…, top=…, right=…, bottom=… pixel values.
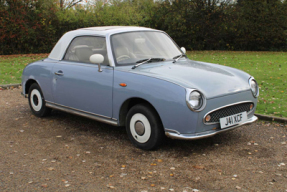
left=46, top=101, right=112, bottom=119
left=45, top=101, right=118, bottom=126
left=165, top=128, right=180, bottom=135
left=166, top=115, right=258, bottom=140
left=203, top=100, right=254, bottom=125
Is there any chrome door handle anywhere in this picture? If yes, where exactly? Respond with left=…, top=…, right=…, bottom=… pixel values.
left=54, top=71, right=64, bottom=76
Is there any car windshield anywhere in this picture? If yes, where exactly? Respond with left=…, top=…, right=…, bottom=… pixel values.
left=111, top=31, right=182, bottom=66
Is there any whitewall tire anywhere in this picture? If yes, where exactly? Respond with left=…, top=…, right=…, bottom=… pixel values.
left=30, top=89, right=43, bottom=112
left=126, top=104, right=164, bottom=150
left=129, top=113, right=152, bottom=143
left=28, top=83, right=51, bottom=117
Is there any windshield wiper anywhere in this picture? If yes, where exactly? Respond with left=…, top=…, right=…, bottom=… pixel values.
left=173, top=54, right=186, bottom=63
left=132, top=58, right=165, bottom=69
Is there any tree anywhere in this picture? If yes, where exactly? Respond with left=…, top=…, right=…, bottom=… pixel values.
left=59, top=0, right=84, bottom=9
left=0, top=0, right=58, bottom=54
left=233, top=0, right=287, bottom=50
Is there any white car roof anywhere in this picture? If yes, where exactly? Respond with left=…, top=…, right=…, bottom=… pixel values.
left=48, top=26, right=159, bottom=60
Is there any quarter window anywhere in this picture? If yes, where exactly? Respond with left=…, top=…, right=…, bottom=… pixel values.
left=64, top=36, right=109, bottom=65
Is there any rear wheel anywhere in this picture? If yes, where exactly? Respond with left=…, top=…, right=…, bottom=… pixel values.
left=28, top=83, right=51, bottom=117
left=126, top=104, right=164, bottom=150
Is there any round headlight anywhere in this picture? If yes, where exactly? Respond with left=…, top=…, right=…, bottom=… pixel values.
left=250, top=79, right=259, bottom=97
left=188, top=91, right=203, bottom=110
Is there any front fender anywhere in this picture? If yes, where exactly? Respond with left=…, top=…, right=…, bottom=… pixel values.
left=113, top=70, right=198, bottom=134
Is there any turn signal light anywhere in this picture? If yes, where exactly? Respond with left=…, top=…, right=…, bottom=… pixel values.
left=250, top=104, right=254, bottom=110
left=205, top=115, right=211, bottom=122
left=119, top=83, right=127, bottom=87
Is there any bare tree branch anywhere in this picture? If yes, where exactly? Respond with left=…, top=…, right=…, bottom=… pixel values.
left=67, top=0, right=83, bottom=8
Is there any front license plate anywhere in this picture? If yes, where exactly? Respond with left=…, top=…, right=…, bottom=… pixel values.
left=220, top=112, right=247, bottom=129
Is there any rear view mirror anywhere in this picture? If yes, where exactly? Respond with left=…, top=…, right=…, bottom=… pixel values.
left=90, top=54, right=104, bottom=72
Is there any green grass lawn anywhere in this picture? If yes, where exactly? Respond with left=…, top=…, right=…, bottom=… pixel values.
left=0, top=51, right=286, bottom=118
left=187, top=51, right=287, bottom=118
left=0, top=54, right=48, bottom=85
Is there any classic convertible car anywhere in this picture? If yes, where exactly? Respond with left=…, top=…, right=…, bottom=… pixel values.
left=21, top=26, right=259, bottom=150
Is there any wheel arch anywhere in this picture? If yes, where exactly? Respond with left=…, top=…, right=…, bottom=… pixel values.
left=25, top=79, right=39, bottom=94
left=118, top=97, right=163, bottom=128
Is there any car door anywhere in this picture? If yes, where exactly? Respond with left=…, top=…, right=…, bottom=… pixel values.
left=52, top=36, right=113, bottom=118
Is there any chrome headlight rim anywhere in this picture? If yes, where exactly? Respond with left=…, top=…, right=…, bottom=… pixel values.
left=186, top=88, right=206, bottom=112
left=249, top=77, right=259, bottom=98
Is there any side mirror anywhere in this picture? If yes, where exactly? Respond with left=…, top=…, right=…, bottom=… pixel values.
left=90, top=54, right=104, bottom=72
left=180, top=47, right=186, bottom=54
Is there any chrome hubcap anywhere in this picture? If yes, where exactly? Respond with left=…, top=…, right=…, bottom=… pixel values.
left=130, top=113, right=151, bottom=143
left=135, top=121, right=145, bottom=136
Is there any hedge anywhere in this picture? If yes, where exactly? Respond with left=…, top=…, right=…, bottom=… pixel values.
left=0, top=0, right=286, bottom=55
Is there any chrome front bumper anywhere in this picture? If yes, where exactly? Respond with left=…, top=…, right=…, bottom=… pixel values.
left=165, top=115, right=258, bottom=140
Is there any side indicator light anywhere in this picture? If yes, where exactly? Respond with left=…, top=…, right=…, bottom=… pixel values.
left=205, top=115, right=211, bottom=122
left=119, top=83, right=127, bottom=87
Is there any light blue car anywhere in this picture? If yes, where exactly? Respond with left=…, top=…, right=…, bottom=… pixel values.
left=21, top=26, right=259, bottom=150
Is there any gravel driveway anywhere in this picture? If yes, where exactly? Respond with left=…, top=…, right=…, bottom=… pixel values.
left=0, top=88, right=286, bottom=191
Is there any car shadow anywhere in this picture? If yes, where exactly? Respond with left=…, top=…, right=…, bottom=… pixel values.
left=47, top=109, right=247, bottom=154
left=49, top=109, right=128, bottom=139
left=160, top=132, right=241, bottom=155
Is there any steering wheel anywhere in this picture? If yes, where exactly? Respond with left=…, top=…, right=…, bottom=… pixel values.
left=117, top=55, right=130, bottom=62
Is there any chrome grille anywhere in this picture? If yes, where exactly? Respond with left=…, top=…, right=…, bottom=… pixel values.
left=206, top=102, right=253, bottom=123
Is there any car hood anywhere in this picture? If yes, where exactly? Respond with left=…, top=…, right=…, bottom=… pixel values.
left=116, top=58, right=252, bottom=99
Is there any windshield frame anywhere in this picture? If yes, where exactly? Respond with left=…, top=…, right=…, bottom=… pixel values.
left=110, top=31, right=183, bottom=67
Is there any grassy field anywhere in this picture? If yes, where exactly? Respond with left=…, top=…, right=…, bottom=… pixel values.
left=0, top=54, right=48, bottom=85
left=0, top=51, right=286, bottom=117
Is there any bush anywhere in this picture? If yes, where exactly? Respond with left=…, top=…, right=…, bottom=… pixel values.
left=0, top=0, right=286, bottom=54
left=153, top=0, right=287, bottom=51
left=228, top=0, right=287, bottom=51
left=0, top=0, right=58, bottom=54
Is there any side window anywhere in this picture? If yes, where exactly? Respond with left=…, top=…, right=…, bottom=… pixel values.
left=64, top=36, right=109, bottom=65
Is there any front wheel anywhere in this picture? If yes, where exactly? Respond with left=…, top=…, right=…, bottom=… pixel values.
left=126, top=104, right=164, bottom=150
left=28, top=83, right=51, bottom=117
